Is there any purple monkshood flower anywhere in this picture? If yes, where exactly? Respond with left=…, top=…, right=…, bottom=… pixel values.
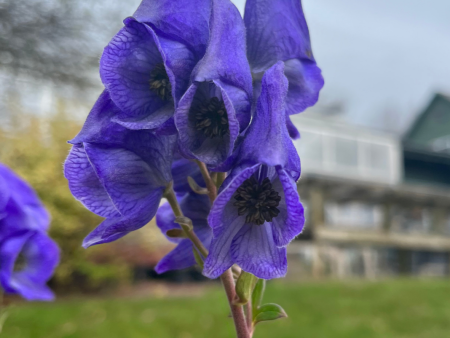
left=203, top=62, right=304, bottom=280
left=175, top=0, right=253, bottom=167
left=155, top=193, right=211, bottom=274
left=244, top=0, right=324, bottom=139
left=0, top=164, right=59, bottom=301
left=99, top=0, right=211, bottom=132
left=64, top=91, right=176, bottom=247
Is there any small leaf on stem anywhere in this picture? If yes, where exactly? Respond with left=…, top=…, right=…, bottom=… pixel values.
left=187, top=176, right=209, bottom=195
left=233, top=271, right=258, bottom=306
left=174, top=216, right=194, bottom=231
left=253, top=303, right=287, bottom=325
left=165, top=229, right=187, bottom=238
left=251, top=279, right=266, bottom=311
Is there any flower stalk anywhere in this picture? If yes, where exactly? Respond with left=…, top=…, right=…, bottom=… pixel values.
left=168, top=161, right=251, bottom=338
left=246, top=301, right=253, bottom=334
left=220, top=269, right=251, bottom=338
left=194, top=160, right=218, bottom=202
left=163, top=184, right=209, bottom=258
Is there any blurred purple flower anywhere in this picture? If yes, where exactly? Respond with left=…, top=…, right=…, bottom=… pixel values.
left=0, top=164, right=59, bottom=301
left=244, top=0, right=324, bottom=139
left=203, top=63, right=304, bottom=279
left=64, top=91, right=176, bottom=247
left=99, top=0, right=211, bottom=131
left=155, top=193, right=211, bottom=274
left=175, top=0, right=253, bottom=167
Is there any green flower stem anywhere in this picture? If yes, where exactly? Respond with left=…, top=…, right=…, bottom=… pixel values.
left=194, top=160, right=217, bottom=202
left=164, top=185, right=208, bottom=257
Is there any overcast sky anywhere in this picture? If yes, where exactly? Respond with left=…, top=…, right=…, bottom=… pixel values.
left=233, top=0, right=450, bottom=133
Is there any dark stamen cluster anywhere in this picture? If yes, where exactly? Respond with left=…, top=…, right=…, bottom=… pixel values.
left=234, top=176, right=281, bottom=225
left=149, top=63, right=172, bottom=101
left=194, top=97, right=229, bottom=138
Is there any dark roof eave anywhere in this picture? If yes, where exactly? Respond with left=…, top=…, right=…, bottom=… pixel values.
left=403, top=143, right=450, bottom=164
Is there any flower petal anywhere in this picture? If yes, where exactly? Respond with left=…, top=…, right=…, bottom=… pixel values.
left=82, top=189, right=163, bottom=248
left=239, top=62, right=298, bottom=171
left=193, top=0, right=252, bottom=110
left=83, top=142, right=169, bottom=216
left=133, top=0, right=211, bottom=59
left=180, top=193, right=211, bottom=222
left=69, top=90, right=125, bottom=145
left=244, top=0, right=324, bottom=113
left=100, top=18, right=173, bottom=128
left=284, top=58, right=324, bottom=115
left=245, top=0, right=315, bottom=71
left=270, top=167, right=304, bottom=247
left=203, top=166, right=259, bottom=279
left=112, top=104, right=175, bottom=131
left=174, top=0, right=252, bottom=167
left=155, top=239, right=196, bottom=274
left=64, top=145, right=119, bottom=218
left=203, top=215, right=245, bottom=279
left=286, top=116, right=300, bottom=140
left=0, top=231, right=59, bottom=301
left=230, top=223, right=287, bottom=279
left=175, top=81, right=240, bottom=167
left=208, top=164, right=260, bottom=236
left=154, top=117, right=178, bottom=136
left=155, top=226, right=212, bottom=274
left=0, top=164, right=50, bottom=232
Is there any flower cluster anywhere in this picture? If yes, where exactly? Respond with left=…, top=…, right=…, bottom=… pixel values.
left=0, top=164, right=59, bottom=301
left=65, top=0, right=323, bottom=280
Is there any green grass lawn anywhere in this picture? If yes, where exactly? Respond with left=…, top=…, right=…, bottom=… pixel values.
left=3, top=279, right=450, bottom=338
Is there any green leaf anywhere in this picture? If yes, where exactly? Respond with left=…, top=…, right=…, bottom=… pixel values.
left=233, top=272, right=258, bottom=305
left=187, top=176, right=209, bottom=195
left=192, top=247, right=204, bottom=269
left=252, top=279, right=266, bottom=310
left=253, top=303, right=287, bottom=325
left=165, top=229, right=187, bottom=238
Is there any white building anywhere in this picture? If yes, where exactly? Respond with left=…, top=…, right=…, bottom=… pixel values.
left=287, top=110, right=450, bottom=279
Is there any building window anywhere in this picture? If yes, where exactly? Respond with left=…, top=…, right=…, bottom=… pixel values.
left=411, top=251, right=449, bottom=276
left=324, top=202, right=382, bottom=229
left=294, top=123, right=399, bottom=184
left=335, top=137, right=358, bottom=167
left=390, top=206, right=431, bottom=233
left=367, top=143, right=390, bottom=172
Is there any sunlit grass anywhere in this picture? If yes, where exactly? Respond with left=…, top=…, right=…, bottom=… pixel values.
left=4, top=279, right=450, bottom=338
